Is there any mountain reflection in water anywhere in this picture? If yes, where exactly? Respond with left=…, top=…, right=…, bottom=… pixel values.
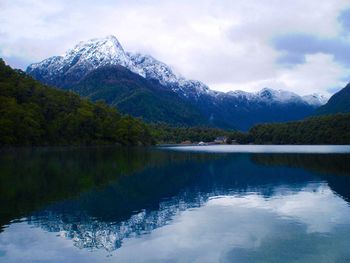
left=0, top=146, right=350, bottom=263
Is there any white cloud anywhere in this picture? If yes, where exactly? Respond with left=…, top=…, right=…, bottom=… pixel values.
left=214, top=54, right=350, bottom=96
left=1, top=0, right=350, bottom=95
left=276, top=54, right=350, bottom=95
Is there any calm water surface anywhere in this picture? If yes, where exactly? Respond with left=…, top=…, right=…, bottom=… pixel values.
left=0, top=145, right=350, bottom=262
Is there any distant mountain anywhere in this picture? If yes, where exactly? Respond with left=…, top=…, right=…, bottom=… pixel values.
left=26, top=35, right=328, bottom=130
left=316, top=83, right=350, bottom=115
left=206, top=88, right=327, bottom=130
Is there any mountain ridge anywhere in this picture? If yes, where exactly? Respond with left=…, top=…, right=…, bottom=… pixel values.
left=26, top=35, right=329, bottom=130
left=26, top=35, right=327, bottom=106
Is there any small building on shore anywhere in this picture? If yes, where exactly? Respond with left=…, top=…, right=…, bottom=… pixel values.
left=214, top=136, right=228, bottom=144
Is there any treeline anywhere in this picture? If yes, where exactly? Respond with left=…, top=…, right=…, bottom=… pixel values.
left=245, top=113, right=350, bottom=144
left=0, top=59, right=153, bottom=146
left=151, top=123, right=243, bottom=144
left=156, top=113, right=350, bottom=145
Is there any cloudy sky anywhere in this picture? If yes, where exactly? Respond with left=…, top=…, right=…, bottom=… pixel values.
left=1, top=0, right=350, bottom=95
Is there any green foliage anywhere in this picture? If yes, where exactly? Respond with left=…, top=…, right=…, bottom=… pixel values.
left=248, top=113, right=350, bottom=145
left=0, top=59, right=153, bottom=146
left=151, top=123, right=243, bottom=144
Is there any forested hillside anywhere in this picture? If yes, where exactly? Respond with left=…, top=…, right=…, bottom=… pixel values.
left=0, top=59, right=153, bottom=146
left=247, top=114, right=350, bottom=145
left=70, top=65, right=206, bottom=126
left=151, top=123, right=243, bottom=144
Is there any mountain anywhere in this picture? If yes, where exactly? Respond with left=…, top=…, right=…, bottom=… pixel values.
left=0, top=58, right=153, bottom=146
left=70, top=65, right=206, bottom=125
left=316, top=83, right=350, bottom=115
left=207, top=88, right=327, bottom=130
left=27, top=35, right=144, bottom=88
left=26, top=35, right=327, bottom=130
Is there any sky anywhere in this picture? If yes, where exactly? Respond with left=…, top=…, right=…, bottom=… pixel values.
left=1, top=0, right=350, bottom=96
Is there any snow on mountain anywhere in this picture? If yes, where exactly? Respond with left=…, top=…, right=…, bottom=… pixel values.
left=27, top=35, right=145, bottom=83
left=227, top=88, right=327, bottom=106
left=256, top=88, right=306, bottom=104
left=302, top=94, right=329, bottom=106
left=227, top=90, right=259, bottom=101
left=26, top=35, right=327, bottom=106
left=127, top=52, right=178, bottom=86
left=128, top=52, right=216, bottom=99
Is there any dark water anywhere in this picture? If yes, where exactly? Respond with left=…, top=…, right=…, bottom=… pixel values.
left=0, top=146, right=350, bottom=262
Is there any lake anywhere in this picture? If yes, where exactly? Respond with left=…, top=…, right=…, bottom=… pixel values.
left=1, top=145, right=350, bottom=262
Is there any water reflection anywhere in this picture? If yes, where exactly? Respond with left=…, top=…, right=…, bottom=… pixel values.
left=0, top=147, right=209, bottom=230
left=0, top=147, right=350, bottom=262
left=252, top=153, right=350, bottom=201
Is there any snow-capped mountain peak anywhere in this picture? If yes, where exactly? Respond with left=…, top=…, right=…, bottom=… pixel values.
left=66, top=35, right=125, bottom=61
left=27, top=35, right=145, bottom=83
left=26, top=35, right=328, bottom=107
